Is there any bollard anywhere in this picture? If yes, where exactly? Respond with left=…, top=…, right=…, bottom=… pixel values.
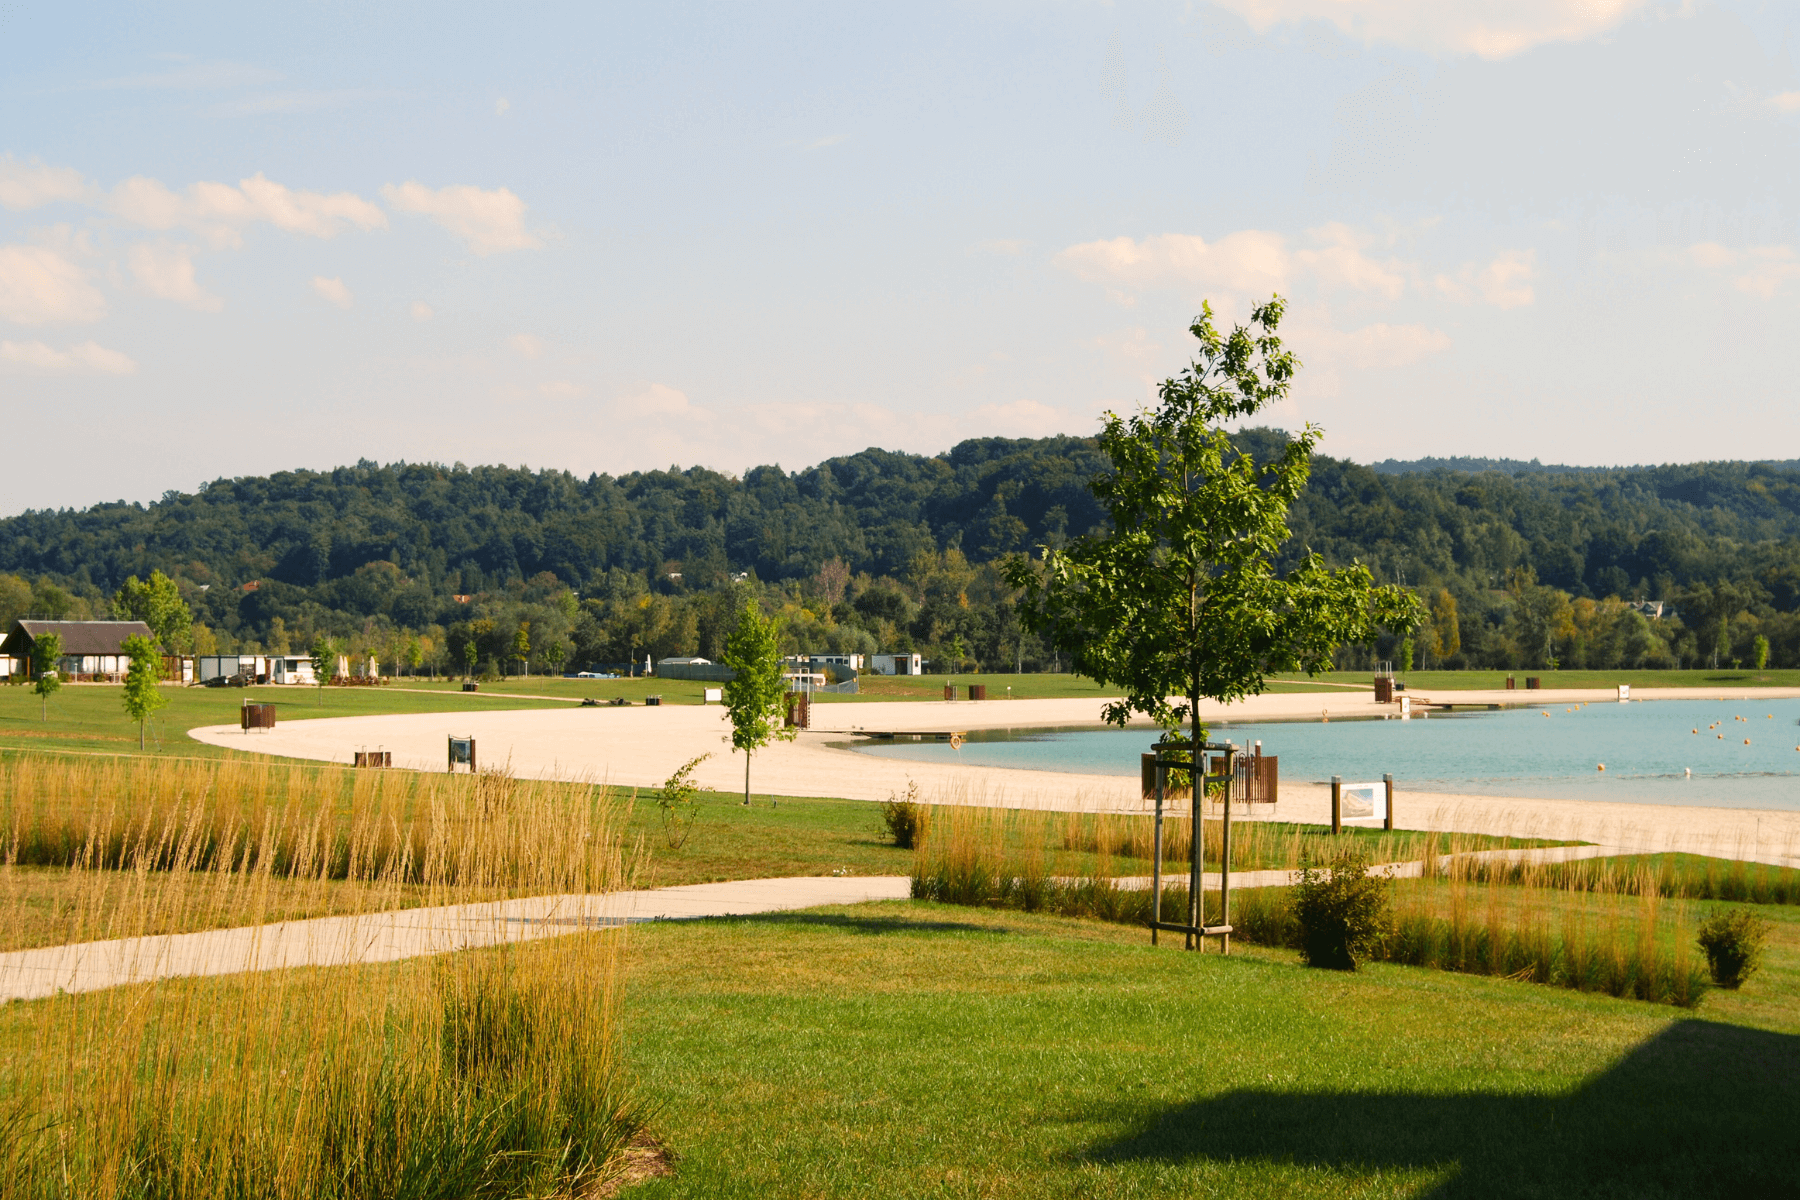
left=1331, top=775, right=1342, bottom=834
left=1383, top=773, right=1394, bottom=831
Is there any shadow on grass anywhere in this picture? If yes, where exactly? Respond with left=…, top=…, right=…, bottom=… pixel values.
left=725, top=912, right=1011, bottom=937
left=1082, top=1020, right=1800, bottom=1199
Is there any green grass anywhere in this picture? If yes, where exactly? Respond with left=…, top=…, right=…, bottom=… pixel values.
left=0, top=678, right=575, bottom=758
left=820, top=668, right=1800, bottom=703
left=620, top=899, right=1800, bottom=1198
left=1279, top=668, right=1800, bottom=693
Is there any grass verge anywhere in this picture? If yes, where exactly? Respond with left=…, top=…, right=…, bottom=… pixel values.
left=619, top=899, right=1800, bottom=1198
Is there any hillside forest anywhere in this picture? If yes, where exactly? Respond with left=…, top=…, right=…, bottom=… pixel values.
left=1, top=431, right=1798, bottom=677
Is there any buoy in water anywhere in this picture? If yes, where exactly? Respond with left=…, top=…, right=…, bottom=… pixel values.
left=1597, top=763, right=1606, bottom=772
left=1745, top=738, right=1751, bottom=745
left=1685, top=768, right=1692, bottom=777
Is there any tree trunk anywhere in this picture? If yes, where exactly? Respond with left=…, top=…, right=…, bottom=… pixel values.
left=139, top=719, right=146, bottom=751
left=744, top=750, right=751, bottom=806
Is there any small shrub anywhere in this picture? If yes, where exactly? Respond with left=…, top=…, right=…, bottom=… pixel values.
left=657, top=754, right=709, bottom=850
left=881, top=781, right=926, bottom=849
left=1697, top=907, right=1774, bottom=989
left=1293, top=848, right=1391, bottom=971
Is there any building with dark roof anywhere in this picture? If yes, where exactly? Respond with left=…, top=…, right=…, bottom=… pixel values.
left=0, top=620, right=158, bottom=681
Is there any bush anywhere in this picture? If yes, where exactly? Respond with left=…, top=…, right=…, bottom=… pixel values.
left=881, top=781, right=926, bottom=849
left=657, top=753, right=709, bottom=850
left=1293, top=848, right=1391, bottom=971
left=1697, top=907, right=1774, bottom=989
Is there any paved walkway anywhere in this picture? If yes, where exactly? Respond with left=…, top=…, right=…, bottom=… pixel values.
left=0, top=843, right=1647, bottom=1003
left=0, top=875, right=913, bottom=1004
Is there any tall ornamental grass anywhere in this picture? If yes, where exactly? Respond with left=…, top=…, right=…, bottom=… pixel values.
left=911, top=804, right=1709, bottom=1009
left=0, top=752, right=643, bottom=1199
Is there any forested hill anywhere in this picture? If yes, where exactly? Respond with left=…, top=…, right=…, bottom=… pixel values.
left=1, top=430, right=1798, bottom=672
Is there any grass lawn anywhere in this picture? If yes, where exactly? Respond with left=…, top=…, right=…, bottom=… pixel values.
left=619, top=898, right=1800, bottom=1199
left=823, top=669, right=1800, bottom=703
left=0, top=677, right=573, bottom=758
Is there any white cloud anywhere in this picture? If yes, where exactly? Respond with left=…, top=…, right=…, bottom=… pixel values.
left=110, top=172, right=387, bottom=246
left=508, top=333, right=544, bottom=359
left=972, top=398, right=1081, bottom=439
left=0, top=339, right=137, bottom=375
left=1294, top=223, right=1407, bottom=299
left=1766, top=92, right=1800, bottom=115
left=128, top=243, right=221, bottom=312
left=1056, top=224, right=1413, bottom=302
left=1211, top=0, right=1649, bottom=60
left=1301, top=320, right=1452, bottom=370
left=0, top=244, right=107, bottom=325
left=381, top=181, right=541, bottom=255
left=0, top=157, right=91, bottom=210
left=540, top=379, right=585, bottom=399
left=1434, top=249, right=1537, bottom=308
left=311, top=276, right=354, bottom=308
left=410, top=300, right=434, bottom=321
left=626, top=382, right=689, bottom=414
left=1686, top=242, right=1800, bottom=298
left=1055, top=230, right=1291, bottom=295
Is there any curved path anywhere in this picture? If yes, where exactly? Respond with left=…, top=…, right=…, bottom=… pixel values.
left=190, top=687, right=1800, bottom=867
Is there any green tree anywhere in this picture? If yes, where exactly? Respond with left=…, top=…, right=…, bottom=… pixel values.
left=120, top=633, right=167, bottom=750
left=1428, top=589, right=1460, bottom=663
left=512, top=622, right=531, bottom=677
left=720, top=600, right=795, bottom=806
left=543, top=640, right=567, bottom=676
left=309, top=636, right=338, bottom=703
left=406, top=634, right=424, bottom=678
left=113, top=570, right=193, bottom=652
left=1004, top=299, right=1418, bottom=765
left=1753, top=633, right=1770, bottom=671
left=30, top=632, right=62, bottom=722
left=1398, top=636, right=1415, bottom=673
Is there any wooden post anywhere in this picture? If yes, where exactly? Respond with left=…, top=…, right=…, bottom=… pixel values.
left=1221, top=743, right=1233, bottom=955
left=1331, top=775, right=1342, bottom=834
left=469, top=739, right=476, bottom=774
left=448, top=737, right=454, bottom=773
left=1188, top=740, right=1201, bottom=951
left=1383, top=773, right=1394, bottom=831
left=1151, top=761, right=1164, bottom=946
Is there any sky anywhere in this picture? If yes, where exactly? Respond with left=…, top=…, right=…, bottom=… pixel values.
left=4, top=0, right=1800, bottom=516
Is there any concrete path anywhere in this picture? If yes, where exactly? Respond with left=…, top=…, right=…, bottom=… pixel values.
left=0, top=875, right=913, bottom=1004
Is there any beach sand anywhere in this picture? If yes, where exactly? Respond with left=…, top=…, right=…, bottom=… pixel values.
left=190, top=685, right=1800, bottom=867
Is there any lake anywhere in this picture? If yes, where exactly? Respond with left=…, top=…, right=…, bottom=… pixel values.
left=842, top=698, right=1800, bottom=811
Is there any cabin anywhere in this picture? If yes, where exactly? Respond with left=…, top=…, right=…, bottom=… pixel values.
left=0, top=619, right=173, bottom=682
left=871, top=653, right=923, bottom=676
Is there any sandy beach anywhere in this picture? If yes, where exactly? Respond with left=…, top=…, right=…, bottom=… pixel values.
left=189, top=684, right=1800, bottom=867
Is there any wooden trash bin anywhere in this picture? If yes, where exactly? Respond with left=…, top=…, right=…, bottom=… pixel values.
left=968, top=684, right=987, bottom=701
left=1526, top=677, right=1541, bottom=690
left=241, top=702, right=277, bottom=731
left=943, top=684, right=957, bottom=701
left=1373, top=676, right=1394, bottom=703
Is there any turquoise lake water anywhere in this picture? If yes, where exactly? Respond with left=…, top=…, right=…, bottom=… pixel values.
left=843, top=698, right=1800, bottom=811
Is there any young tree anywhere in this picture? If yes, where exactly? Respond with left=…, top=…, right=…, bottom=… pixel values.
left=463, top=638, right=479, bottom=680
left=309, top=636, right=338, bottom=703
left=1428, top=589, right=1461, bottom=664
left=543, top=640, right=567, bottom=676
left=1004, top=298, right=1419, bottom=766
left=1753, top=634, right=1770, bottom=671
left=406, top=634, right=424, bottom=679
left=120, top=633, right=167, bottom=750
left=113, top=570, right=193, bottom=652
left=30, top=632, right=62, bottom=722
left=512, top=622, right=531, bottom=677
left=720, top=599, right=795, bottom=806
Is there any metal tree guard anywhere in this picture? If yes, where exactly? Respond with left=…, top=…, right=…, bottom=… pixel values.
left=1149, top=739, right=1240, bottom=952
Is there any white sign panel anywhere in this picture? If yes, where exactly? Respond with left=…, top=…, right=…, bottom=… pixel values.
left=704, top=688, right=723, bottom=703
left=1341, top=781, right=1387, bottom=821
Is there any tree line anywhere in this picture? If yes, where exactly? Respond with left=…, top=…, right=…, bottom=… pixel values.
left=1, top=433, right=1797, bottom=674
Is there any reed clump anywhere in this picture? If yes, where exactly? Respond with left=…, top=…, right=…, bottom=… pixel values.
left=911, top=803, right=1709, bottom=1009
left=0, top=752, right=642, bottom=1198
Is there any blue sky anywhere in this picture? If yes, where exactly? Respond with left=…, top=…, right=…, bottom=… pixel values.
left=4, top=1, right=1799, bottom=515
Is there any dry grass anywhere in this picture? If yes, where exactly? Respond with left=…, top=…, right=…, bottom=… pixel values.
left=0, top=752, right=643, bottom=1198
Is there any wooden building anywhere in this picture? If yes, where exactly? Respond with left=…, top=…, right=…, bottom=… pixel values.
left=0, top=619, right=170, bottom=681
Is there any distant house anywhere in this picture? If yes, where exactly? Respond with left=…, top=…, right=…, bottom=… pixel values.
left=1627, top=601, right=1675, bottom=621
left=871, top=653, right=922, bottom=676
left=0, top=620, right=162, bottom=681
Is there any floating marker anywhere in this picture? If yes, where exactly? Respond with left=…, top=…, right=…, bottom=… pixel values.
left=1685, top=768, right=1692, bottom=777
left=1745, top=739, right=1751, bottom=745
left=1597, top=763, right=1605, bottom=772
left=1692, top=729, right=1698, bottom=734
